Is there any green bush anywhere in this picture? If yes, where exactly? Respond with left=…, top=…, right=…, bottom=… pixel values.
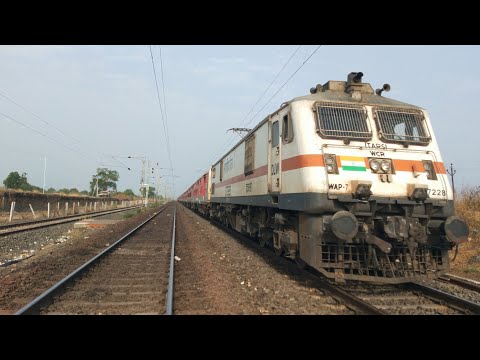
left=122, top=211, right=136, bottom=219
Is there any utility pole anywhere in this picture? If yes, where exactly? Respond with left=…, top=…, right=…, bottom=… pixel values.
left=127, top=156, right=147, bottom=201
left=96, top=178, right=99, bottom=197
left=42, top=156, right=47, bottom=194
left=148, top=160, right=151, bottom=184
left=141, top=159, right=146, bottom=194
left=156, top=164, right=161, bottom=203
left=446, top=163, right=456, bottom=200
left=145, top=183, right=150, bottom=206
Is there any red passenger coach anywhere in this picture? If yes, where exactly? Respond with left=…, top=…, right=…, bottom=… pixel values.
left=179, top=171, right=210, bottom=215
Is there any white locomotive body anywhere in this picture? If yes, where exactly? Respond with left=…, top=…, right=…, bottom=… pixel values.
left=180, top=72, right=469, bottom=283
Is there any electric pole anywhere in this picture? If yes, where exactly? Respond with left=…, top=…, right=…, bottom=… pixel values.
left=156, top=164, right=161, bottom=203
left=141, top=159, right=146, bottom=195
left=145, top=184, right=150, bottom=206
left=446, top=163, right=456, bottom=200
left=42, top=156, right=47, bottom=194
left=127, top=156, right=147, bottom=202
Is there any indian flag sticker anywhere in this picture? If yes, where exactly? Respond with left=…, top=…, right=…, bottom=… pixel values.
left=340, top=156, right=367, bottom=172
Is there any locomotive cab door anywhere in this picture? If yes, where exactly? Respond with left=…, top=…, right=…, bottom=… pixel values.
left=268, top=118, right=281, bottom=195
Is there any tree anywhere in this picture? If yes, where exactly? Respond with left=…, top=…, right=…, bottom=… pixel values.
left=124, top=189, right=135, bottom=197
left=58, top=188, right=70, bottom=194
left=80, top=190, right=89, bottom=195
left=89, top=168, right=119, bottom=195
left=3, top=172, right=21, bottom=188
left=3, top=171, right=32, bottom=191
left=148, top=186, right=156, bottom=198
left=47, top=187, right=56, bottom=193
left=69, top=188, right=79, bottom=194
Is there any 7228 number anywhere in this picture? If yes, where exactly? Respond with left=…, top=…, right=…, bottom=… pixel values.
left=427, top=189, right=446, bottom=196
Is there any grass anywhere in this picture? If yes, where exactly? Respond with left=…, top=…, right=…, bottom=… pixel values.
left=449, top=186, right=480, bottom=279
left=122, top=207, right=147, bottom=219
left=122, top=211, right=137, bottom=219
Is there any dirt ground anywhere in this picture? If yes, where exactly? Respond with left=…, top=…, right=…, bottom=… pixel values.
left=0, top=206, right=160, bottom=314
left=174, top=204, right=353, bottom=315
left=4, top=200, right=477, bottom=315
left=1, top=202, right=353, bottom=315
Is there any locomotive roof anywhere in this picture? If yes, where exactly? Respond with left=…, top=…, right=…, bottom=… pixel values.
left=291, top=91, right=422, bottom=109
left=291, top=80, right=423, bottom=110
left=213, top=79, right=424, bottom=166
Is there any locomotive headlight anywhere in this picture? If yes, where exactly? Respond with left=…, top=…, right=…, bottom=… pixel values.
left=381, top=160, right=391, bottom=172
left=324, top=154, right=338, bottom=174
left=423, top=162, right=432, bottom=171
left=370, top=160, right=380, bottom=172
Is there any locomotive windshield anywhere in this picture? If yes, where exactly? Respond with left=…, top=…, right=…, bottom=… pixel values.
left=315, top=102, right=371, bottom=140
left=315, top=102, right=432, bottom=145
left=374, top=107, right=431, bottom=145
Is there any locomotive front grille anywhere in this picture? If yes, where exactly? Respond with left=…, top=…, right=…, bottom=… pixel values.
left=318, top=243, right=447, bottom=282
left=315, top=102, right=372, bottom=140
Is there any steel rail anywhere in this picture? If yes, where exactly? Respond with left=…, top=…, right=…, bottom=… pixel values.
left=166, top=203, right=176, bottom=315
left=438, top=274, right=480, bottom=293
left=314, top=278, right=387, bottom=315
left=0, top=206, right=143, bottom=236
left=16, top=203, right=171, bottom=315
left=407, top=282, right=480, bottom=315
left=1, top=205, right=143, bottom=230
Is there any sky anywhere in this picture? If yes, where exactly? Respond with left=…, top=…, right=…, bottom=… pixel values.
left=0, top=45, right=478, bottom=197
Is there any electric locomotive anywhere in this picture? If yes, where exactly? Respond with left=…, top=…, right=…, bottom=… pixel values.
left=180, top=72, right=469, bottom=284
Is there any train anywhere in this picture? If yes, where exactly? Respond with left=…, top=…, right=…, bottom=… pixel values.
left=179, top=72, right=469, bottom=284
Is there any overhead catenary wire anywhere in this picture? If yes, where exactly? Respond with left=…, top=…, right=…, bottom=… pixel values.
left=243, top=45, right=322, bottom=129
left=239, top=45, right=302, bottom=128
left=100, top=152, right=131, bottom=170
left=0, top=90, right=82, bottom=144
left=209, top=45, right=304, bottom=164
left=159, top=47, right=175, bottom=194
left=0, top=111, right=109, bottom=167
left=0, top=89, right=130, bottom=170
left=159, top=47, right=176, bottom=194
left=159, top=47, right=171, bottom=162
left=149, top=46, right=166, bottom=128
left=149, top=45, right=174, bottom=187
left=209, top=45, right=322, bottom=167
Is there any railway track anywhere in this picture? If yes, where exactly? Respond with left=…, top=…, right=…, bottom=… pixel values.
left=332, top=281, right=480, bottom=315
left=16, top=203, right=177, bottom=315
left=0, top=205, right=142, bottom=236
left=184, top=206, right=480, bottom=315
left=438, top=273, right=480, bottom=293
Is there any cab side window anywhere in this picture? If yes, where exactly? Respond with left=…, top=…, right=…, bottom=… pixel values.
left=272, top=121, right=279, bottom=148
left=282, top=113, right=293, bottom=144
left=244, top=135, right=255, bottom=175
